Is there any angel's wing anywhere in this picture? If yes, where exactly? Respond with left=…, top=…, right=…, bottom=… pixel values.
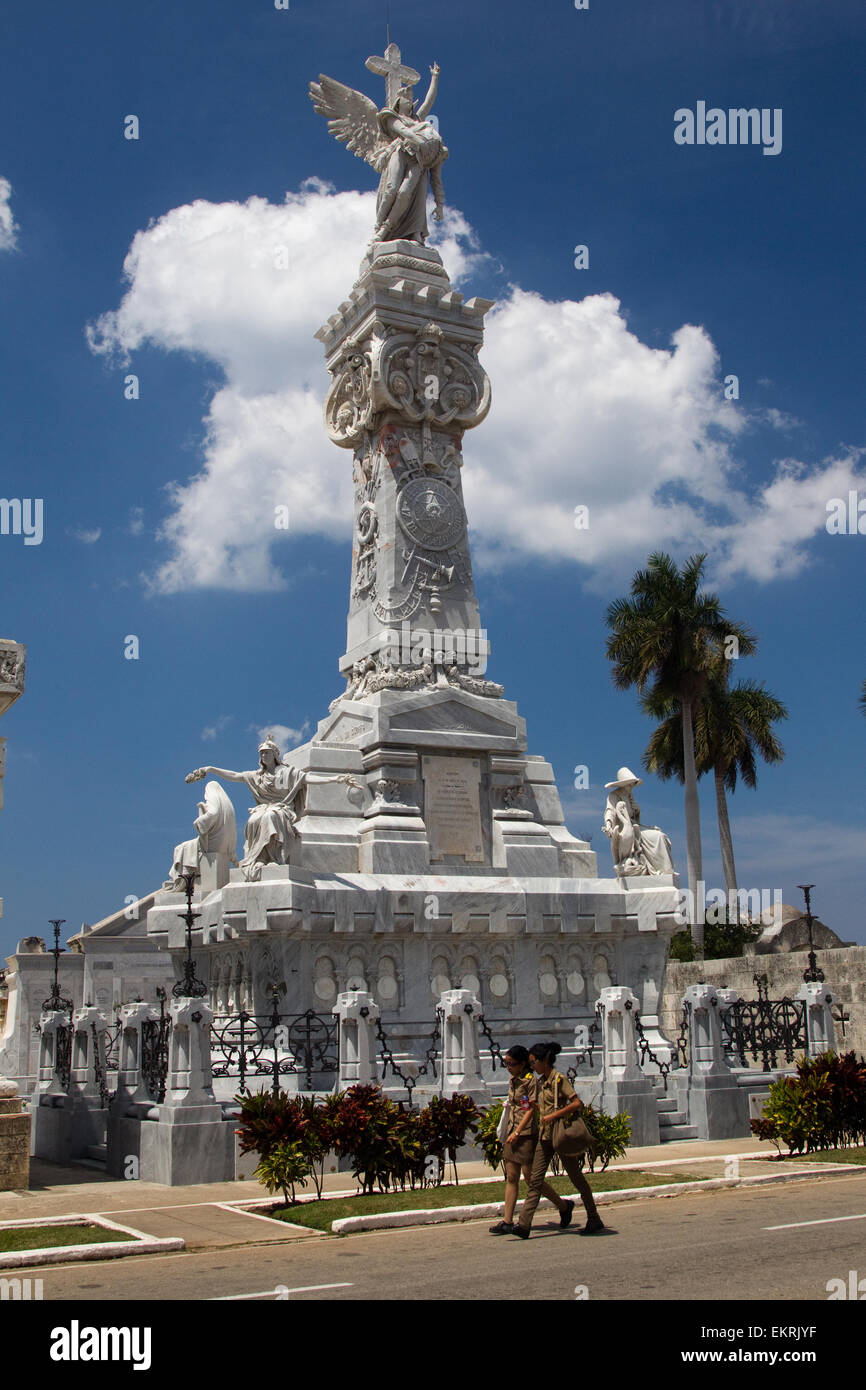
left=309, top=74, right=390, bottom=173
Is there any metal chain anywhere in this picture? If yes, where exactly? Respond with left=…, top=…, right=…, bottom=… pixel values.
left=371, top=1008, right=442, bottom=1106
left=568, top=1003, right=603, bottom=1080
left=476, top=1013, right=506, bottom=1070
left=627, top=1000, right=675, bottom=1091
left=676, top=1001, right=691, bottom=1068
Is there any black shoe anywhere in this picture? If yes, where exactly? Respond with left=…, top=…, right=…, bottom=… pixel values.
left=578, top=1216, right=606, bottom=1236
left=559, top=1199, right=575, bottom=1229
left=514, top=1224, right=530, bottom=1239
left=489, top=1221, right=514, bottom=1234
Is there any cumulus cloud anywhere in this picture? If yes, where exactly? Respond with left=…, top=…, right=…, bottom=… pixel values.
left=0, top=178, right=18, bottom=251
left=201, top=715, right=232, bottom=742
left=87, top=182, right=863, bottom=594
left=255, top=722, right=311, bottom=755
left=68, top=526, right=101, bottom=544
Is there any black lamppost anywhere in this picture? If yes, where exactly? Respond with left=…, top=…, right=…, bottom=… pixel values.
left=42, top=919, right=73, bottom=1012
left=797, top=883, right=824, bottom=983
left=172, top=874, right=207, bottom=999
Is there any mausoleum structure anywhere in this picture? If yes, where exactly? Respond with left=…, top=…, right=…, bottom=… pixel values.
left=144, top=43, right=683, bottom=1065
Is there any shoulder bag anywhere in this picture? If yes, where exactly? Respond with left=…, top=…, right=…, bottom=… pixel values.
left=551, top=1073, right=595, bottom=1157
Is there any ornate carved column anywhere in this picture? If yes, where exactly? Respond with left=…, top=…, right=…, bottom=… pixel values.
left=316, top=244, right=498, bottom=695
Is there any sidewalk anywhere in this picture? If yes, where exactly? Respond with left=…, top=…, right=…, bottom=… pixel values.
left=0, top=1137, right=854, bottom=1253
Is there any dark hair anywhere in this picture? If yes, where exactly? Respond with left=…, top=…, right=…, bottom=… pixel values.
left=505, top=1045, right=530, bottom=1066
left=529, top=1041, right=561, bottom=1065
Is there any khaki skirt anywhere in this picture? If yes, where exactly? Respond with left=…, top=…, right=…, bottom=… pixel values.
left=502, top=1134, right=537, bottom=1166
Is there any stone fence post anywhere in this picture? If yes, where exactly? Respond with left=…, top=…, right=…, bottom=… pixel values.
left=139, top=996, right=235, bottom=1185
left=35, top=1010, right=71, bottom=1097
left=598, top=986, right=658, bottom=1145
left=112, top=1001, right=159, bottom=1108
left=438, top=989, right=489, bottom=1102
left=71, top=1006, right=110, bottom=1108
left=163, top=997, right=217, bottom=1110
left=796, top=982, right=837, bottom=1057
left=333, top=990, right=380, bottom=1088
left=681, top=983, right=749, bottom=1140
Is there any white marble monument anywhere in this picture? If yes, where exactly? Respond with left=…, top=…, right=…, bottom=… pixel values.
left=142, top=45, right=683, bottom=1067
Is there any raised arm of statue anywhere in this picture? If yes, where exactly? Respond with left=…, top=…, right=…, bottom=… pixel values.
left=186, top=766, right=247, bottom=784
left=416, top=63, right=440, bottom=120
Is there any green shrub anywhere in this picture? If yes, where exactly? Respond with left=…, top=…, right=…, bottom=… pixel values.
left=476, top=1098, right=505, bottom=1171
left=751, top=1051, right=866, bottom=1154
left=254, top=1139, right=310, bottom=1206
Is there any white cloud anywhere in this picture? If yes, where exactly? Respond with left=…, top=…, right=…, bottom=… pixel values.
left=255, top=722, right=311, bottom=755
left=0, top=178, right=17, bottom=252
left=68, top=526, right=101, bottom=544
left=87, top=182, right=863, bottom=594
left=201, top=715, right=232, bottom=742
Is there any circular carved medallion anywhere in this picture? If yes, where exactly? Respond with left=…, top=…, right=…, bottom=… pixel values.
left=396, top=477, right=466, bottom=552
left=489, top=973, right=509, bottom=998
left=357, top=503, right=377, bottom=545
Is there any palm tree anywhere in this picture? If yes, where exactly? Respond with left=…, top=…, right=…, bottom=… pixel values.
left=605, top=552, right=756, bottom=954
left=643, top=667, right=787, bottom=919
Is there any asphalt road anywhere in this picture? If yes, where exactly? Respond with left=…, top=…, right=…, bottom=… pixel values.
left=28, top=1170, right=866, bottom=1303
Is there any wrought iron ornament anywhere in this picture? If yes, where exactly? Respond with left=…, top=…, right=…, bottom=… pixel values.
left=42, top=919, right=73, bottom=1012
left=172, top=873, right=208, bottom=999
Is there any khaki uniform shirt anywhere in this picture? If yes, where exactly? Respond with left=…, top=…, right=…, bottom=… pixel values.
left=536, top=1069, right=578, bottom=1132
left=506, top=1072, right=539, bottom=1143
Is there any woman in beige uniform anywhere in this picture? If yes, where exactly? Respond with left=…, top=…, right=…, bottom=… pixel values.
left=514, top=1041, right=605, bottom=1239
left=488, top=1046, right=573, bottom=1235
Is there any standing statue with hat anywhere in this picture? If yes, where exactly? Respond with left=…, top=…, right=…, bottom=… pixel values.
left=603, top=767, right=675, bottom=877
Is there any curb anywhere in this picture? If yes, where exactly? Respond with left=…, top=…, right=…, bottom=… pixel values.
left=0, top=1213, right=185, bottom=1269
left=330, top=1163, right=864, bottom=1234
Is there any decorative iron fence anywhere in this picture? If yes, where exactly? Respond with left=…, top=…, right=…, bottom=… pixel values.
left=720, top=975, right=807, bottom=1072
left=141, top=991, right=171, bottom=1103
left=54, top=1022, right=73, bottom=1094
left=211, top=1008, right=338, bottom=1093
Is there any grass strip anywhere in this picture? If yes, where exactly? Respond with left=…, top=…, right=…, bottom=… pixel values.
left=0, top=1223, right=131, bottom=1254
left=267, top=1169, right=697, bottom=1232
left=786, top=1146, right=866, bottom=1165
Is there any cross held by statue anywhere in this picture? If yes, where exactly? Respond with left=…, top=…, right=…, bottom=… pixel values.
left=366, top=42, right=420, bottom=107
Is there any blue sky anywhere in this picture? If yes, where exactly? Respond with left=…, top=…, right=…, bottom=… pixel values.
left=1, top=0, right=864, bottom=957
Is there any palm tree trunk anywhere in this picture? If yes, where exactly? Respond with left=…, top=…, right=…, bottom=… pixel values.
left=714, top=762, right=739, bottom=922
left=681, top=697, right=704, bottom=953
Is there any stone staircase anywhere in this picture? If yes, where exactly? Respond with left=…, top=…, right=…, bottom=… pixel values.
left=653, top=1077, right=698, bottom=1142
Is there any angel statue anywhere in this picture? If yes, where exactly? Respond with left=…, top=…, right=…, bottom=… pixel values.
left=186, top=735, right=361, bottom=882
left=603, top=767, right=676, bottom=878
left=309, top=43, right=448, bottom=246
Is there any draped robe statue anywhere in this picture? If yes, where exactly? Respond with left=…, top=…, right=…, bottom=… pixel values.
left=603, top=768, right=675, bottom=878
left=165, top=780, right=238, bottom=890
left=186, top=738, right=359, bottom=882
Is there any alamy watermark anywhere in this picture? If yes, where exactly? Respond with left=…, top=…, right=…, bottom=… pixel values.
left=675, top=882, right=782, bottom=927
left=377, top=622, right=488, bottom=675
left=826, top=491, right=866, bottom=535
left=0, top=498, right=43, bottom=545
left=674, top=103, right=782, bottom=156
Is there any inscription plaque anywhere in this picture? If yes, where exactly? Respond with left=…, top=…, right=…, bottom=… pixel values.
left=422, top=755, right=484, bottom=862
